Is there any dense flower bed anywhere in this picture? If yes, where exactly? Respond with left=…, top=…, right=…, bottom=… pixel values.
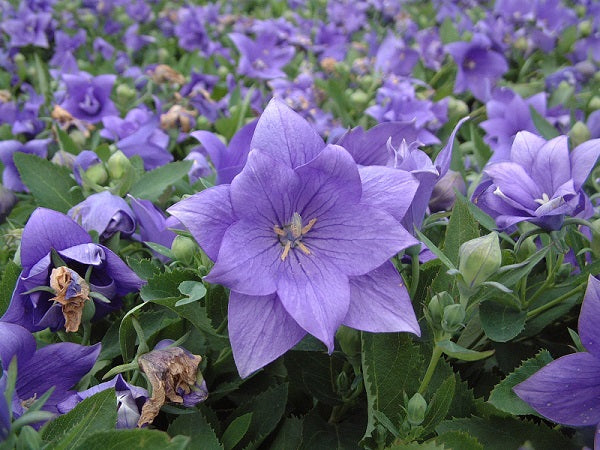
left=1, top=0, right=600, bottom=448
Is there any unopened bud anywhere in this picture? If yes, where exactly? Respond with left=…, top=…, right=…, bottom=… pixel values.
left=458, top=232, right=501, bottom=289
left=349, top=90, right=369, bottom=108
left=579, top=20, right=592, bottom=37
left=51, top=150, right=76, bottom=169
left=428, top=291, right=454, bottom=325
left=589, top=96, right=600, bottom=111
left=448, top=97, right=469, bottom=119
left=407, top=393, right=427, bottom=426
left=171, top=235, right=196, bottom=264
left=116, top=84, right=137, bottom=105
left=107, top=150, right=131, bottom=180
left=429, top=170, right=466, bottom=212
left=69, top=130, right=87, bottom=148
left=569, top=121, right=591, bottom=148
left=85, top=164, right=108, bottom=186
left=441, top=303, right=466, bottom=333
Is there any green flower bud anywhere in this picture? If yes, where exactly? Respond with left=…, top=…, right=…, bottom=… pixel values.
left=51, top=150, right=76, bottom=169
left=157, top=48, right=169, bottom=63
left=589, top=96, right=600, bottom=111
left=448, top=97, right=469, bottom=119
left=428, top=291, right=454, bottom=325
left=458, top=232, right=502, bottom=289
left=85, top=164, right=108, bottom=186
left=196, top=116, right=211, bottom=131
left=441, top=303, right=466, bottom=333
left=579, top=20, right=592, bottom=37
left=14, top=53, right=26, bottom=80
left=217, top=65, right=229, bottom=78
left=513, top=36, right=529, bottom=52
left=407, top=393, right=427, bottom=426
left=349, top=90, right=369, bottom=108
left=569, top=121, right=591, bottom=148
left=107, top=151, right=131, bottom=180
left=116, top=84, right=137, bottom=105
left=336, top=371, right=350, bottom=392
left=171, top=235, right=197, bottom=264
left=69, top=129, right=87, bottom=148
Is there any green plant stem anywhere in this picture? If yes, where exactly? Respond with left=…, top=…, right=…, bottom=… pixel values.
left=417, top=344, right=443, bottom=395
left=526, top=284, right=585, bottom=319
left=409, top=254, right=420, bottom=300
left=81, top=322, right=91, bottom=346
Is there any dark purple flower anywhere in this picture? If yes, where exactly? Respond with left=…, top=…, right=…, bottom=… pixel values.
left=190, top=120, right=257, bottom=185
left=229, top=32, right=295, bottom=80
left=68, top=191, right=136, bottom=240
left=128, top=196, right=178, bottom=262
left=446, top=33, right=509, bottom=102
left=472, top=131, right=600, bottom=230
left=93, top=37, right=114, bottom=60
left=0, top=139, right=51, bottom=192
left=514, top=275, right=600, bottom=444
left=57, top=374, right=148, bottom=429
left=0, top=322, right=100, bottom=418
left=168, top=99, right=421, bottom=377
left=1, top=8, right=51, bottom=48
left=1, top=208, right=143, bottom=332
left=60, top=72, right=118, bottom=124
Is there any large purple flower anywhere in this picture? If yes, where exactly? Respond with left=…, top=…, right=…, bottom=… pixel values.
left=0, top=322, right=100, bottom=418
left=514, top=276, right=600, bottom=446
left=0, top=139, right=51, bottom=192
left=60, top=72, right=118, bottom=124
left=446, top=33, right=509, bottom=102
left=1, top=8, right=51, bottom=49
left=1, top=208, right=143, bottom=332
left=472, top=131, right=600, bottom=230
left=169, top=99, right=420, bottom=378
left=229, top=32, right=295, bottom=80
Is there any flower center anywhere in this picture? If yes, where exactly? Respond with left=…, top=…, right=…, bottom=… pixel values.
left=534, top=193, right=551, bottom=205
left=78, top=87, right=101, bottom=115
left=273, top=212, right=317, bottom=261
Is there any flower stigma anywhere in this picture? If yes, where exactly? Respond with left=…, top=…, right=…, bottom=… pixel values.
left=49, top=266, right=91, bottom=333
left=273, top=212, right=317, bottom=261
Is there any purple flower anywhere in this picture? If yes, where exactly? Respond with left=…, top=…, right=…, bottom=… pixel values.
left=60, top=72, right=118, bottom=124
left=68, top=191, right=136, bottom=240
left=184, top=151, right=212, bottom=184
left=190, top=120, right=257, bottom=185
left=0, top=322, right=100, bottom=418
left=128, top=196, right=178, bottom=262
left=472, top=131, right=600, bottom=230
left=1, top=8, right=51, bottom=48
left=514, top=275, right=600, bottom=443
left=93, top=37, right=114, bottom=60
left=229, top=32, right=295, bottom=80
left=57, top=374, right=148, bottom=429
left=374, top=33, right=419, bottom=76
left=1, top=208, right=143, bottom=332
left=174, top=6, right=210, bottom=53
left=0, top=139, right=51, bottom=192
left=168, top=99, right=421, bottom=378
left=446, top=34, right=509, bottom=102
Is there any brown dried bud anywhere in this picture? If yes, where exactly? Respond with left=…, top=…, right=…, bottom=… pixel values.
left=0, top=90, right=12, bottom=103
left=51, top=105, right=95, bottom=137
left=149, top=64, right=186, bottom=85
left=137, top=347, right=202, bottom=427
left=160, top=105, right=197, bottom=133
left=49, top=266, right=90, bottom=333
left=320, top=57, right=338, bottom=73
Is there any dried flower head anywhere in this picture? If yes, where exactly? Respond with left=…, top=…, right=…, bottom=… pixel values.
left=137, top=346, right=203, bottom=427
left=160, top=104, right=197, bottom=133
left=49, top=266, right=90, bottom=333
left=148, top=64, right=185, bottom=85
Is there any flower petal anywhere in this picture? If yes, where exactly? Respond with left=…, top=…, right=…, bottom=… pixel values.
left=434, top=116, right=469, bottom=178
left=0, top=322, right=36, bottom=369
left=344, top=262, right=420, bottom=335
left=570, top=138, right=600, bottom=191
left=20, top=208, right=91, bottom=269
left=484, top=162, right=542, bottom=210
left=530, top=135, right=571, bottom=196
left=228, top=291, right=306, bottom=378
left=513, top=352, right=600, bottom=427
left=250, top=98, right=324, bottom=168
left=510, top=131, right=547, bottom=174
left=579, top=276, right=600, bottom=358
left=17, top=342, right=101, bottom=412
left=167, top=185, right=236, bottom=261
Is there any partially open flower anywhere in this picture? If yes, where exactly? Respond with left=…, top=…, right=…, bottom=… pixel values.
left=49, top=267, right=90, bottom=333
left=137, top=340, right=207, bottom=427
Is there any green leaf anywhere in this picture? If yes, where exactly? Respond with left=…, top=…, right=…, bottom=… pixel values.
left=0, top=261, right=20, bottom=317
left=270, top=417, right=303, bottom=450
left=300, top=408, right=362, bottom=450
left=118, top=302, right=147, bottom=362
left=168, top=412, right=223, bottom=450
left=422, top=375, right=456, bottom=435
left=285, top=352, right=343, bottom=406
left=435, top=416, right=579, bottom=450
left=488, top=350, right=553, bottom=415
left=361, top=333, right=425, bottom=443
left=129, top=160, right=193, bottom=201
left=225, top=383, right=288, bottom=449
left=437, top=341, right=494, bottom=362
left=71, top=429, right=189, bottom=450
left=176, top=280, right=207, bottom=306
left=13, top=153, right=83, bottom=213
left=33, top=53, right=50, bottom=101
left=530, top=106, right=560, bottom=139
left=55, top=127, right=80, bottom=155
left=435, top=431, right=483, bottom=450
left=479, top=302, right=526, bottom=342
left=439, top=17, right=460, bottom=43
left=126, top=257, right=160, bottom=281
left=41, top=389, right=117, bottom=450
left=221, top=413, right=252, bottom=450
left=388, top=442, right=445, bottom=450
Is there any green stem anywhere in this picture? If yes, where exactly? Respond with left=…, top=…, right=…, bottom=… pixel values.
left=81, top=322, right=91, bottom=346
left=409, top=254, right=420, bottom=300
left=526, top=284, right=585, bottom=319
left=417, top=344, right=443, bottom=395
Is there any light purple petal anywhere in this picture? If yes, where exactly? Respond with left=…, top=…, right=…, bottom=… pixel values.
left=191, top=130, right=227, bottom=171
left=204, top=219, right=279, bottom=296
left=0, top=322, right=35, bottom=368
left=344, top=262, right=420, bottom=335
left=485, top=162, right=543, bottom=210
left=250, top=98, right=325, bottom=168
left=167, top=185, right=236, bottom=261
left=434, top=116, right=469, bottom=177
left=20, top=208, right=92, bottom=269
left=228, top=291, right=306, bottom=378
left=277, top=253, right=349, bottom=352
left=579, top=276, right=600, bottom=359
left=530, top=135, right=570, bottom=195
left=510, top=131, right=547, bottom=173
left=514, top=352, right=600, bottom=427
left=570, top=138, right=600, bottom=191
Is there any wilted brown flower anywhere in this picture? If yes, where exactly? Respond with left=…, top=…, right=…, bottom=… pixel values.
left=49, top=266, right=90, bottom=332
